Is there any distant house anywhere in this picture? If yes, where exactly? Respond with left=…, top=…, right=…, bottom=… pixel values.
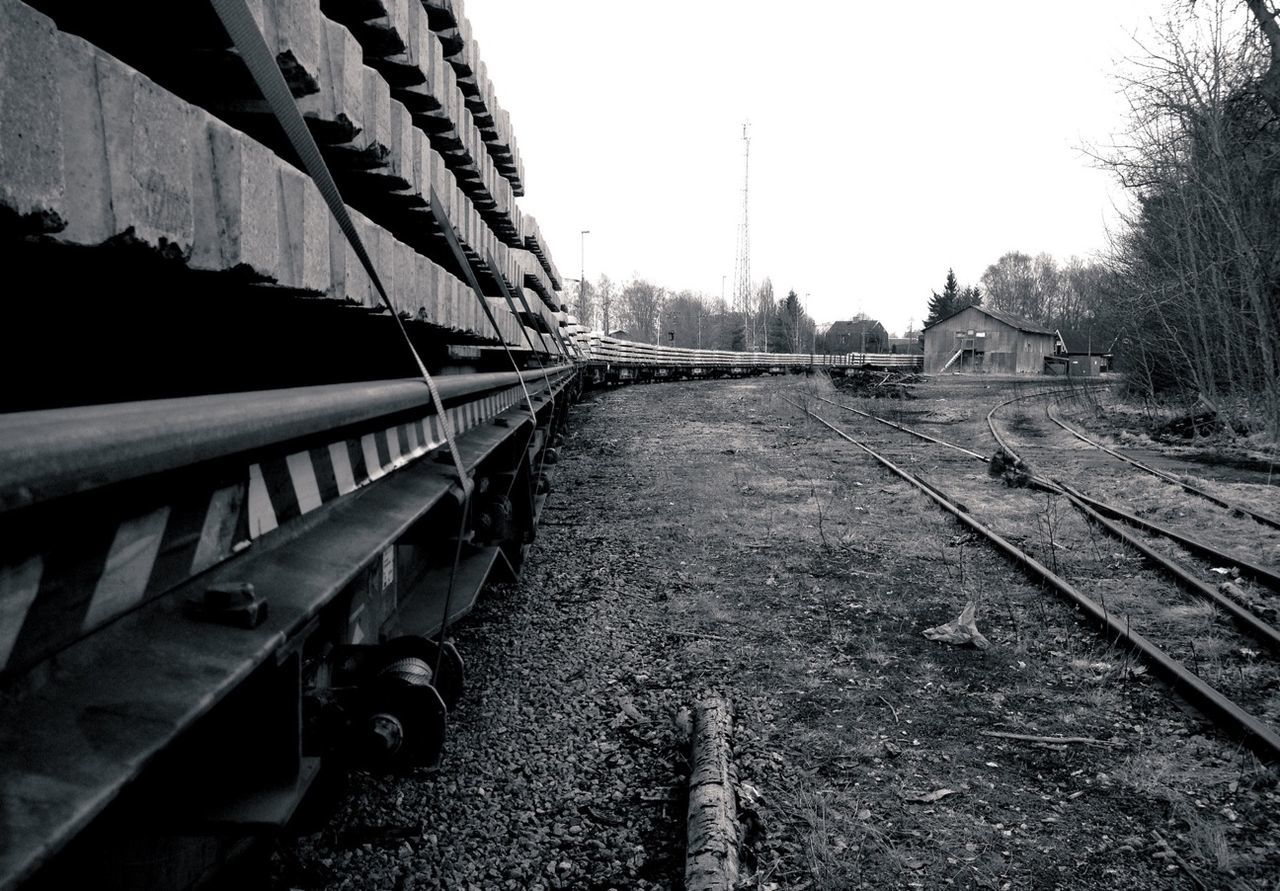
left=888, top=325, right=925, bottom=355
left=923, top=306, right=1056, bottom=374
left=827, top=318, right=889, bottom=354
left=608, top=329, right=629, bottom=340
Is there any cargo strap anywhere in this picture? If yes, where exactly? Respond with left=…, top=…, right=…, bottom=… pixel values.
left=210, top=0, right=470, bottom=495
left=424, top=190, right=537, bottom=426
left=486, top=250, right=555, bottom=394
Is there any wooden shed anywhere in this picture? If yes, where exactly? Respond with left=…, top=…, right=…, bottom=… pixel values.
left=923, top=306, right=1056, bottom=374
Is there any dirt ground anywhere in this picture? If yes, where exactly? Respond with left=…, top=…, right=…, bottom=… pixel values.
left=278, top=374, right=1280, bottom=890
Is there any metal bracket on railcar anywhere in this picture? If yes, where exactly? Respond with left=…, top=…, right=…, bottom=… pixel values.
left=319, top=636, right=463, bottom=772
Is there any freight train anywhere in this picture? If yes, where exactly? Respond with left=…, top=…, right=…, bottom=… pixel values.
left=0, top=2, right=914, bottom=887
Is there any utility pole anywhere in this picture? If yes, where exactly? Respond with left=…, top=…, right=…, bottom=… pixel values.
left=732, top=122, right=751, bottom=350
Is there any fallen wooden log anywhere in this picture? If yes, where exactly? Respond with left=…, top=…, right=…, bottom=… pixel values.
left=685, top=696, right=739, bottom=891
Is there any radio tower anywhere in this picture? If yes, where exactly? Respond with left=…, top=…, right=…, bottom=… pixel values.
left=732, top=122, right=752, bottom=350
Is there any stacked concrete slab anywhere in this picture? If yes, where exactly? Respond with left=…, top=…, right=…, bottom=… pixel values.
left=0, top=0, right=564, bottom=354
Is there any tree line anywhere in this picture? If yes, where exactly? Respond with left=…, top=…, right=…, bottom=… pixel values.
left=573, top=275, right=822, bottom=353
left=924, top=1, right=1280, bottom=436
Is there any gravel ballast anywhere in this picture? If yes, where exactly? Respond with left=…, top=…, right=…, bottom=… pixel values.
left=274, top=377, right=1280, bottom=890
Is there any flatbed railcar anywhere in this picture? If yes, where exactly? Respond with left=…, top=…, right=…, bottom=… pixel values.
left=0, top=1, right=919, bottom=887
left=0, top=0, right=581, bottom=886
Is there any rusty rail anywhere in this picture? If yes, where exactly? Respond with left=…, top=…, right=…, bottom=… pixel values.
left=787, top=397, right=1280, bottom=760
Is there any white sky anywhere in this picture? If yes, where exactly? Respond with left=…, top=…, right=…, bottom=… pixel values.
left=467, top=1, right=1168, bottom=335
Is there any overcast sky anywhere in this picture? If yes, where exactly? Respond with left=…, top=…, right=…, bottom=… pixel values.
left=467, top=1, right=1169, bottom=335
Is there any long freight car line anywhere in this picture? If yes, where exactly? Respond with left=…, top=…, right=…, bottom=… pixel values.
left=786, top=398, right=1280, bottom=760
left=810, top=392, right=1280, bottom=591
left=988, top=389, right=1280, bottom=530
left=809, top=390, right=1280, bottom=651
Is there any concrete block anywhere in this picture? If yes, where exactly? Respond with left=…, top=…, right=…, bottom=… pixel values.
left=305, top=21, right=364, bottom=139
left=300, top=177, right=332, bottom=292
left=442, top=62, right=459, bottom=122
left=414, top=25, right=448, bottom=112
left=330, top=210, right=370, bottom=304
left=393, top=237, right=416, bottom=314
left=360, top=65, right=391, bottom=157
left=414, top=252, right=437, bottom=323
left=0, top=0, right=64, bottom=231
left=384, top=0, right=411, bottom=50
left=191, top=119, right=280, bottom=277
left=452, top=275, right=464, bottom=332
left=60, top=36, right=195, bottom=256
left=246, top=0, right=322, bottom=95
left=276, top=162, right=330, bottom=292
left=437, top=270, right=451, bottom=329
left=388, top=98, right=413, bottom=185
left=411, top=127, right=434, bottom=201
left=369, top=218, right=394, bottom=307
left=432, top=161, right=453, bottom=224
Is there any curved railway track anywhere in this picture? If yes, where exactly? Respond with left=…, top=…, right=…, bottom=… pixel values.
left=790, top=389, right=1280, bottom=760
left=812, top=392, right=1280, bottom=592
left=989, top=390, right=1280, bottom=530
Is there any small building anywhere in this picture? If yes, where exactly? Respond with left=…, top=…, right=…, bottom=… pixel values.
left=888, top=325, right=925, bottom=354
left=923, top=306, right=1056, bottom=374
left=1046, top=352, right=1112, bottom=377
left=826, top=318, right=888, bottom=353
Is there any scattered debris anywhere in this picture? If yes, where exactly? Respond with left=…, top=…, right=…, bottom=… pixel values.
left=903, top=789, right=957, bottom=804
left=829, top=369, right=922, bottom=399
left=922, top=601, right=991, bottom=649
left=988, top=448, right=1032, bottom=487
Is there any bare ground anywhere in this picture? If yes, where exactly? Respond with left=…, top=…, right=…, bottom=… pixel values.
left=276, top=375, right=1280, bottom=891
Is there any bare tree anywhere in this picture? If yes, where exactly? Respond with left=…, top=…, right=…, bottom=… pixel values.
left=619, top=278, right=665, bottom=344
left=596, top=273, right=615, bottom=333
left=755, top=277, right=774, bottom=351
left=1101, top=0, right=1280, bottom=433
left=1245, top=0, right=1280, bottom=114
left=574, top=278, right=594, bottom=329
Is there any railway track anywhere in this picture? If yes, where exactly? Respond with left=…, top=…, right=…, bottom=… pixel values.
left=989, top=389, right=1280, bottom=530
left=789, top=387, right=1280, bottom=761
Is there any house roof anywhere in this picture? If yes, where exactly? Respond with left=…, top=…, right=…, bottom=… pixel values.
left=827, top=319, right=887, bottom=338
left=924, top=305, right=1054, bottom=336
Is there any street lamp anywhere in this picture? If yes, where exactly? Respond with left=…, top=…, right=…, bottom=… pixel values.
left=580, top=229, right=590, bottom=328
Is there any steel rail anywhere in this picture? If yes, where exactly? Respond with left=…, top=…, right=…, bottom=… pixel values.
left=1043, top=396, right=1280, bottom=529
left=817, top=393, right=1280, bottom=590
left=786, top=397, right=1280, bottom=760
left=811, top=393, right=988, bottom=460
left=989, top=389, right=1280, bottom=530
left=1050, top=479, right=1280, bottom=649
left=0, top=369, right=572, bottom=512
left=814, top=391, right=1280, bottom=647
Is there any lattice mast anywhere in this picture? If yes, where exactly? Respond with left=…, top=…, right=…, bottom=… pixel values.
left=732, top=122, right=752, bottom=350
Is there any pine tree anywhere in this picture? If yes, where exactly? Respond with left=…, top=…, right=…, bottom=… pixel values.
left=926, top=270, right=982, bottom=325
left=926, top=269, right=961, bottom=324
